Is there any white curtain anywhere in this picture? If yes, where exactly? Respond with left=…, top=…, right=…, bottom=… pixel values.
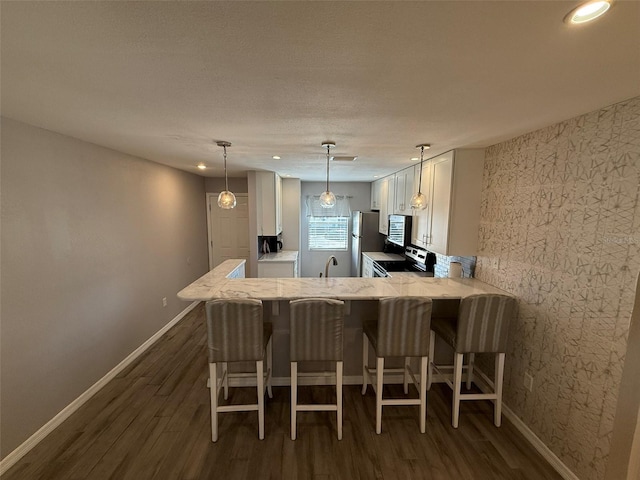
left=305, top=195, right=352, bottom=218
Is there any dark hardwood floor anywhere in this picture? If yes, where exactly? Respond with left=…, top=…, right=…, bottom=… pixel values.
left=3, top=304, right=562, bottom=480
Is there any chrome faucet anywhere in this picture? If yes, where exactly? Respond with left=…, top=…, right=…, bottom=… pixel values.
left=324, top=255, right=338, bottom=278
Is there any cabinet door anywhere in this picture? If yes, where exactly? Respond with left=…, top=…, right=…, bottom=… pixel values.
left=275, top=174, right=282, bottom=234
left=362, top=255, right=373, bottom=278
left=393, top=172, right=405, bottom=214
left=427, top=155, right=453, bottom=255
left=370, top=179, right=382, bottom=210
left=378, top=177, right=390, bottom=234
left=256, top=172, right=282, bottom=236
left=394, top=167, right=414, bottom=215
left=258, top=262, right=294, bottom=278
left=411, top=162, right=431, bottom=247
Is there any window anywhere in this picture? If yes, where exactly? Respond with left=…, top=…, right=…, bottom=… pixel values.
left=308, top=216, right=349, bottom=251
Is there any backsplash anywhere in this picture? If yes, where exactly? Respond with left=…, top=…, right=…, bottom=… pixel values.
left=475, top=96, right=640, bottom=480
left=433, top=253, right=476, bottom=278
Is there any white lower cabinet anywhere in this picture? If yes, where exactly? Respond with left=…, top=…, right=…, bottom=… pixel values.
left=361, top=254, right=374, bottom=278
left=257, top=251, right=299, bottom=278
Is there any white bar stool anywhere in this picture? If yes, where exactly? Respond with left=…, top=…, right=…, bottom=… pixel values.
left=362, top=297, right=433, bottom=434
left=428, top=294, right=517, bottom=428
left=289, top=298, right=345, bottom=440
left=205, top=298, right=273, bottom=442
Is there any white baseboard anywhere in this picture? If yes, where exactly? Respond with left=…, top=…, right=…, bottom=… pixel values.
left=471, top=370, right=580, bottom=480
left=0, top=301, right=200, bottom=476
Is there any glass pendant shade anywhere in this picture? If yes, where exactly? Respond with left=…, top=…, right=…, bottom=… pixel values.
left=218, top=190, right=237, bottom=209
left=216, top=140, right=236, bottom=209
left=410, top=191, right=427, bottom=209
left=319, top=190, right=337, bottom=208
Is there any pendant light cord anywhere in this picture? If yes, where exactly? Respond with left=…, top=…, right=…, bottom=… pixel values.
left=223, top=145, right=229, bottom=191
left=417, top=145, right=424, bottom=194
left=325, top=144, right=330, bottom=192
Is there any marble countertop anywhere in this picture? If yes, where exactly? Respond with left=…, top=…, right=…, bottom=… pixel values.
left=362, top=252, right=405, bottom=262
left=257, top=250, right=299, bottom=262
left=177, top=259, right=508, bottom=302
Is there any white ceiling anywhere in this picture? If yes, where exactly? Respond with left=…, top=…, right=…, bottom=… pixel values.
left=2, top=1, right=639, bottom=182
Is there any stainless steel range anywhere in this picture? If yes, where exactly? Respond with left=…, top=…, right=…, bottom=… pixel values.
left=372, top=245, right=436, bottom=277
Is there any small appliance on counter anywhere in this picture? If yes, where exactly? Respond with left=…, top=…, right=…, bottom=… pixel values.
left=259, top=234, right=283, bottom=255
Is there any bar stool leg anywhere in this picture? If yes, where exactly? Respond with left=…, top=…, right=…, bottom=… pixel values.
left=420, top=356, right=428, bottom=433
left=257, top=360, right=265, bottom=440
left=291, top=361, right=298, bottom=440
left=361, top=332, right=369, bottom=395
left=210, top=362, right=219, bottom=442
left=337, top=361, right=343, bottom=440
left=376, top=357, right=384, bottom=434
left=222, top=362, right=229, bottom=400
left=495, top=353, right=505, bottom=427
left=403, top=357, right=410, bottom=394
left=452, top=353, right=464, bottom=428
left=466, top=353, right=475, bottom=390
left=267, top=336, right=273, bottom=398
left=427, top=330, right=435, bottom=391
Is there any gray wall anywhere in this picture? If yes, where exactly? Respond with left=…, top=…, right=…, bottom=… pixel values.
left=204, top=176, right=248, bottom=194
left=281, top=178, right=301, bottom=252
left=0, top=118, right=210, bottom=458
left=476, top=96, right=640, bottom=480
left=300, top=181, right=372, bottom=278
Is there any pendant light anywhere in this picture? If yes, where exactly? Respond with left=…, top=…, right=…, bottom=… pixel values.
left=319, top=141, right=336, bottom=208
left=216, top=141, right=236, bottom=209
left=410, top=143, right=431, bottom=210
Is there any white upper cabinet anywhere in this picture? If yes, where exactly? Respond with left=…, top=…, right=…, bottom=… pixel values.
left=255, top=171, right=282, bottom=236
left=411, top=160, right=432, bottom=248
left=370, top=178, right=383, bottom=210
left=393, top=167, right=414, bottom=215
left=378, top=176, right=390, bottom=234
left=410, top=149, right=484, bottom=256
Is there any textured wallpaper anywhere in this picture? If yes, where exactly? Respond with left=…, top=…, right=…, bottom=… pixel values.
left=475, top=96, right=640, bottom=480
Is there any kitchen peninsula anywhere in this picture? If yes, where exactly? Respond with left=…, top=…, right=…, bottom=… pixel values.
left=178, top=259, right=509, bottom=380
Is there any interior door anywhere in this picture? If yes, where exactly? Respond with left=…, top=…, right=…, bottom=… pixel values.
left=207, top=193, right=250, bottom=269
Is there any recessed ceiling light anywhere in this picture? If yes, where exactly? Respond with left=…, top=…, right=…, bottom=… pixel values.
left=411, top=157, right=419, bottom=161
left=197, top=163, right=206, bottom=170
left=373, top=175, right=379, bottom=178
left=272, top=155, right=281, bottom=160
left=564, top=0, right=612, bottom=24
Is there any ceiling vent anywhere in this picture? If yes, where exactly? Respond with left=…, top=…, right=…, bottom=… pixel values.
left=331, top=155, right=358, bottom=162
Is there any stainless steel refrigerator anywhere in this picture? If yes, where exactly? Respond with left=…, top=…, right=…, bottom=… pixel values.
left=351, top=211, right=385, bottom=276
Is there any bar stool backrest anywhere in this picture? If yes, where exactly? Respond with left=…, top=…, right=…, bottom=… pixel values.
left=205, top=298, right=264, bottom=362
left=377, top=297, right=433, bottom=357
left=290, top=298, right=344, bottom=362
left=456, top=294, right=517, bottom=353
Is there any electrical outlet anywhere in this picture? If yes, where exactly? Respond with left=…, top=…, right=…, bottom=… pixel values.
left=162, top=297, right=167, bottom=308
left=524, top=372, right=533, bottom=392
